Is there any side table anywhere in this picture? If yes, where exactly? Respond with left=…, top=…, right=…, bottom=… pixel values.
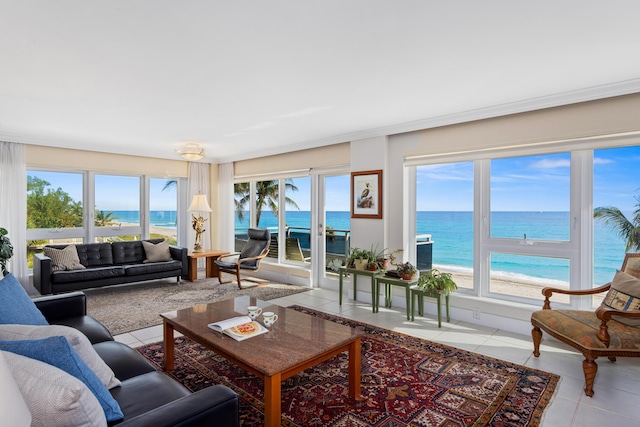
left=183, top=250, right=230, bottom=282
left=410, top=286, right=450, bottom=327
left=338, top=267, right=383, bottom=313
left=375, top=275, right=418, bottom=320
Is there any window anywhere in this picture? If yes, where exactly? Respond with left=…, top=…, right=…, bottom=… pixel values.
left=150, top=178, right=178, bottom=245
left=490, top=153, right=570, bottom=240
left=234, top=182, right=251, bottom=251
left=26, top=170, right=182, bottom=268
left=94, top=174, right=141, bottom=242
left=416, top=162, right=474, bottom=290
left=26, top=171, right=84, bottom=267
left=285, top=177, right=311, bottom=264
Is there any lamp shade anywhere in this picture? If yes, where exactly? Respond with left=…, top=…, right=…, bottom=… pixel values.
left=188, top=194, right=212, bottom=212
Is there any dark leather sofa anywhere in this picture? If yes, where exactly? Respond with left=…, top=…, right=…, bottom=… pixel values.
left=33, top=291, right=239, bottom=427
left=33, top=239, right=188, bottom=295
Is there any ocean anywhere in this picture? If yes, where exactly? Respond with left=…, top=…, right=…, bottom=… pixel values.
left=111, top=210, right=626, bottom=286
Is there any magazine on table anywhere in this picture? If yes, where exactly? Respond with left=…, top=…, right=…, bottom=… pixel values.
left=207, top=316, right=268, bottom=341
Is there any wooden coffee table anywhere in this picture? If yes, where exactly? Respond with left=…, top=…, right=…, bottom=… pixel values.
left=161, top=298, right=362, bottom=427
left=183, top=249, right=229, bottom=281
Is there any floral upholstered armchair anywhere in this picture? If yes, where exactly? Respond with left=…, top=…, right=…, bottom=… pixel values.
left=531, top=253, right=640, bottom=397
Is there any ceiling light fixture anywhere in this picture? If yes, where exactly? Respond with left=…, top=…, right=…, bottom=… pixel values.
left=177, top=143, right=205, bottom=161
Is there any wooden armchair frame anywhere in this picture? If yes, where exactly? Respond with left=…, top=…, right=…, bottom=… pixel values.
left=216, top=249, right=269, bottom=288
left=531, top=253, right=640, bottom=396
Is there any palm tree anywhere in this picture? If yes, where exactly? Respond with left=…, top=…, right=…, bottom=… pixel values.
left=235, top=180, right=300, bottom=225
left=594, top=195, right=640, bottom=251
left=95, top=210, right=119, bottom=227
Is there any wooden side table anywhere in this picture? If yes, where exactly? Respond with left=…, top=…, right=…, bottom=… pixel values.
left=375, top=275, right=418, bottom=320
left=338, top=267, right=383, bottom=313
left=410, top=285, right=450, bottom=327
left=183, top=250, right=230, bottom=282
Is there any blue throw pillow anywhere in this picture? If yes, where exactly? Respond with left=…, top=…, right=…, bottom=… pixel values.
left=0, top=336, right=124, bottom=422
left=0, top=273, right=48, bottom=325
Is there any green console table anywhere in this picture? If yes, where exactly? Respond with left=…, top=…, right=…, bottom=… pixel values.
left=410, top=285, right=450, bottom=327
left=338, top=267, right=383, bottom=313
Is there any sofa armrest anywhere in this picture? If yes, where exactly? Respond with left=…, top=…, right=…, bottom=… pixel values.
left=33, top=253, right=53, bottom=295
left=117, top=384, right=239, bottom=427
left=32, top=291, right=87, bottom=321
left=169, top=245, right=188, bottom=277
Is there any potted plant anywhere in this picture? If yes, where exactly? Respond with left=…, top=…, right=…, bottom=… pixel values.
left=347, top=247, right=370, bottom=270
left=396, top=261, right=417, bottom=280
left=417, top=268, right=458, bottom=295
left=0, top=227, right=14, bottom=276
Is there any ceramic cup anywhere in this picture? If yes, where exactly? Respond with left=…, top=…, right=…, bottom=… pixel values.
left=247, top=306, right=262, bottom=320
left=262, top=311, right=279, bottom=327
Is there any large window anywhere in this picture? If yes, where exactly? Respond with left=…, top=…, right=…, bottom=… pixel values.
left=411, top=144, right=640, bottom=306
left=26, top=170, right=181, bottom=268
left=234, top=176, right=311, bottom=265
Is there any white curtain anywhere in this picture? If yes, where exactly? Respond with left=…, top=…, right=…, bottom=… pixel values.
left=218, top=162, right=235, bottom=252
left=187, top=162, right=211, bottom=253
left=0, top=142, right=32, bottom=293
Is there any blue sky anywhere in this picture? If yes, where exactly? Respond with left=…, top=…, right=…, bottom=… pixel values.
left=28, top=145, right=640, bottom=213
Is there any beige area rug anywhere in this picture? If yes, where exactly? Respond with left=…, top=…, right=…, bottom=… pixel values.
left=84, top=275, right=310, bottom=335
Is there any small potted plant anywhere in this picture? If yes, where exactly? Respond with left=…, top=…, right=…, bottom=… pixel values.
left=396, top=261, right=417, bottom=280
left=417, top=268, right=458, bottom=295
left=0, top=227, right=14, bottom=276
left=347, top=247, right=370, bottom=270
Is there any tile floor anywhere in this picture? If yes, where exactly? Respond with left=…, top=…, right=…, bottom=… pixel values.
left=115, top=287, right=640, bottom=427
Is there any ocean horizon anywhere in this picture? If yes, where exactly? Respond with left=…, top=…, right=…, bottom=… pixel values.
left=110, top=209, right=626, bottom=286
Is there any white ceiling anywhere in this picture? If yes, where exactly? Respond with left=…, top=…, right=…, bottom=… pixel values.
left=2, top=1, right=640, bottom=164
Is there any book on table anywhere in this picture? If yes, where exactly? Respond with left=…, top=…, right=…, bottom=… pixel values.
left=207, top=315, right=268, bottom=341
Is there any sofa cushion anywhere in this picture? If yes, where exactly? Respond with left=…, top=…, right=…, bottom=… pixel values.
left=600, top=270, right=640, bottom=326
left=0, top=273, right=48, bottom=325
left=43, top=245, right=86, bottom=271
left=3, top=351, right=107, bottom=427
left=51, top=266, right=125, bottom=284
left=45, top=243, right=115, bottom=267
left=92, top=341, right=156, bottom=381
left=0, top=351, right=32, bottom=426
left=123, top=260, right=182, bottom=277
left=0, top=324, right=121, bottom=389
left=112, top=240, right=163, bottom=264
left=142, top=239, right=172, bottom=262
left=0, top=336, right=124, bottom=422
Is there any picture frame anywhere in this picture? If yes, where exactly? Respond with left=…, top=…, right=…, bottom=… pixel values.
left=351, top=170, right=382, bottom=219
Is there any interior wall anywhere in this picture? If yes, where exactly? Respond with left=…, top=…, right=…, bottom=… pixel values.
left=26, top=145, right=188, bottom=177
left=234, top=142, right=350, bottom=176
left=398, top=92, right=640, bottom=158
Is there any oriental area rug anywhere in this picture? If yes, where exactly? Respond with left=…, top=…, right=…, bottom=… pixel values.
left=84, top=276, right=310, bottom=335
left=137, top=306, right=559, bottom=427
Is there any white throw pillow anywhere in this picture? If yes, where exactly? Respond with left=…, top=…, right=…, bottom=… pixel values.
left=142, top=239, right=172, bottom=263
left=3, top=351, right=107, bottom=427
left=43, top=245, right=86, bottom=271
left=0, top=324, right=121, bottom=389
left=0, top=351, right=31, bottom=426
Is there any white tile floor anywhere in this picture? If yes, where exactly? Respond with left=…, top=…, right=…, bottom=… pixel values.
left=115, top=288, right=640, bottom=427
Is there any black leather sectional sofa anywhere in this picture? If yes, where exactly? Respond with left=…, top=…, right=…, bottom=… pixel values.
left=33, top=291, right=239, bottom=426
left=33, top=239, right=188, bottom=295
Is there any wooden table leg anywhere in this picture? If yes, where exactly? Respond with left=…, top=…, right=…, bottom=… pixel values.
left=183, top=256, right=198, bottom=281
left=163, top=321, right=175, bottom=371
left=264, top=373, right=282, bottom=427
left=205, top=256, right=220, bottom=278
left=348, top=338, right=361, bottom=399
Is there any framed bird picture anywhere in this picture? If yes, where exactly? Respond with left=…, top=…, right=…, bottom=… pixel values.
left=351, top=170, right=382, bottom=219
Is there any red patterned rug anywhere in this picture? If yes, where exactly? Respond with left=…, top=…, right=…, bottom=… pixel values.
left=137, top=306, right=559, bottom=426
